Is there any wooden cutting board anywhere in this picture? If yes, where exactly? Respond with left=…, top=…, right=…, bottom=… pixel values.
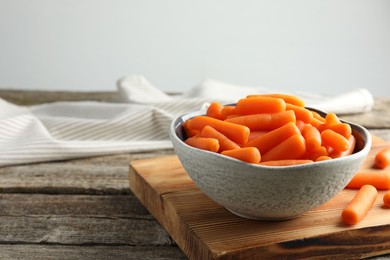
left=129, top=135, right=390, bottom=259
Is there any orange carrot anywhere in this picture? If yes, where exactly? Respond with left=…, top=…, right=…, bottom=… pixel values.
left=220, top=105, right=236, bottom=119
left=247, top=93, right=305, bottom=107
left=301, top=146, right=329, bottom=161
left=302, top=124, right=322, bottom=152
left=315, top=155, right=332, bottom=162
left=261, top=134, right=306, bottom=162
left=221, top=147, right=261, bottom=164
left=235, top=97, right=286, bottom=115
left=188, top=116, right=250, bottom=144
left=325, top=112, right=341, bottom=125
left=183, top=119, right=199, bottom=138
left=225, top=110, right=296, bottom=131
left=248, top=130, right=268, bottom=142
left=384, top=192, right=390, bottom=208
left=321, top=129, right=349, bottom=152
left=286, top=104, right=313, bottom=123
left=310, top=116, right=325, bottom=128
left=206, top=102, right=224, bottom=120
left=296, top=120, right=306, bottom=132
left=318, top=123, right=352, bottom=139
left=184, top=137, right=220, bottom=152
left=375, top=147, right=390, bottom=169
left=346, top=171, right=390, bottom=190
left=259, top=159, right=313, bottom=166
left=341, top=185, right=377, bottom=225
left=200, top=125, right=240, bottom=152
left=312, top=111, right=326, bottom=123
left=244, top=122, right=301, bottom=154
left=330, top=135, right=356, bottom=158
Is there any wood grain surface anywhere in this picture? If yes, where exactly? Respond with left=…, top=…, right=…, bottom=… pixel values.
left=130, top=138, right=390, bottom=260
left=1, top=89, right=389, bottom=260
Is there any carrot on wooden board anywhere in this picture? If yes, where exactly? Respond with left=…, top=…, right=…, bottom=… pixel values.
left=261, top=134, right=306, bottom=162
left=221, top=147, right=261, bottom=164
left=302, top=124, right=322, bottom=152
left=341, top=185, right=377, bottom=225
left=225, top=110, right=296, bottom=131
left=286, top=104, right=313, bottom=123
left=235, top=96, right=286, bottom=115
left=384, top=192, right=390, bottom=208
left=184, top=137, right=220, bottom=152
left=247, top=93, right=305, bottom=107
left=244, top=122, right=301, bottom=154
left=259, top=159, right=313, bottom=166
left=206, top=102, right=224, bottom=120
left=375, top=147, right=390, bottom=169
left=330, top=135, right=356, bottom=158
left=200, top=125, right=240, bottom=152
left=346, top=171, right=390, bottom=190
left=321, top=129, right=349, bottom=152
left=188, top=116, right=250, bottom=144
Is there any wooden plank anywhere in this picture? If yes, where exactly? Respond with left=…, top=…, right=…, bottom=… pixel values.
left=0, top=215, right=172, bottom=246
left=0, top=194, right=151, bottom=218
left=130, top=138, right=390, bottom=259
left=0, top=150, right=174, bottom=194
left=0, top=245, right=186, bottom=260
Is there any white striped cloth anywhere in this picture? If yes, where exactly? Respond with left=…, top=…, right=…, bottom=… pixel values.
left=0, top=75, right=374, bottom=166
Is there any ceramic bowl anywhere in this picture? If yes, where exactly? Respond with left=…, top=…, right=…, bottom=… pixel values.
left=169, top=107, right=372, bottom=220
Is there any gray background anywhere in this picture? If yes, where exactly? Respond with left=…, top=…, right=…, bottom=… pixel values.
left=1, top=0, right=389, bottom=96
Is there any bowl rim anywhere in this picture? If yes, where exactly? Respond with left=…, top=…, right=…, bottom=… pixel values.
left=170, top=106, right=372, bottom=170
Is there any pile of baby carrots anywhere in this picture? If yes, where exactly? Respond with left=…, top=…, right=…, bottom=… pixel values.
left=181, top=93, right=390, bottom=224
left=183, top=94, right=354, bottom=165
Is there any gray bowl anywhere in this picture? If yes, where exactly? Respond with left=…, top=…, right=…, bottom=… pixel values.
left=169, top=108, right=372, bottom=220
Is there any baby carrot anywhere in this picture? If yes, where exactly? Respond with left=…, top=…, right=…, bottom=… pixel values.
left=244, top=122, right=301, bottom=154
left=286, top=104, right=313, bottom=123
left=296, top=120, right=306, bottom=132
left=346, top=171, right=390, bottom=190
left=225, top=110, right=296, bottom=131
left=259, top=159, right=313, bottom=166
left=184, top=137, right=220, bottom=152
left=183, top=119, right=199, bottom=138
left=206, top=102, right=224, bottom=120
left=341, top=185, right=377, bottom=225
left=188, top=116, right=250, bottom=144
left=221, top=147, right=261, bottom=164
left=312, top=111, right=326, bottom=123
left=325, top=112, right=341, bottom=125
left=261, top=134, right=306, bottom=162
left=235, top=96, right=286, bottom=115
left=321, top=129, right=349, bottom=152
left=384, top=192, right=390, bottom=208
left=220, top=105, right=236, bottom=119
left=318, top=123, right=352, bottom=139
left=301, top=146, right=329, bottom=161
left=375, top=147, right=390, bottom=169
left=330, top=135, right=356, bottom=158
left=315, top=156, right=332, bottom=162
left=302, top=124, right=322, bottom=152
left=200, top=125, right=240, bottom=152
left=247, top=93, right=305, bottom=107
left=248, top=130, right=268, bottom=142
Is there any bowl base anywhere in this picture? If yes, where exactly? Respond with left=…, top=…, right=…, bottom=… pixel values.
left=226, top=207, right=301, bottom=221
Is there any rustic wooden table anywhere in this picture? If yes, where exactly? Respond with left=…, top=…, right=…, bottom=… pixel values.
left=0, top=90, right=389, bottom=260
